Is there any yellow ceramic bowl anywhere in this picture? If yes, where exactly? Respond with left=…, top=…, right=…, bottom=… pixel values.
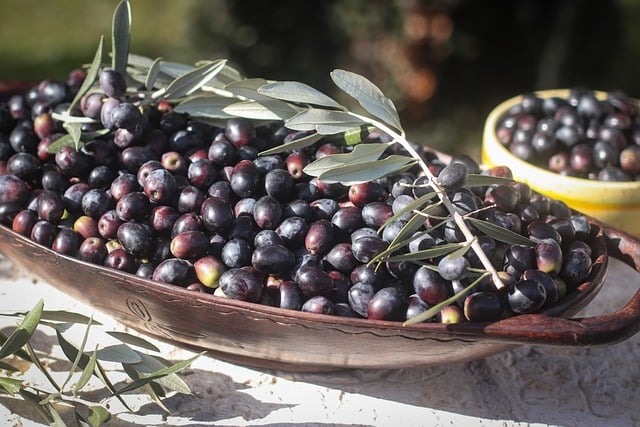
left=482, top=89, right=640, bottom=236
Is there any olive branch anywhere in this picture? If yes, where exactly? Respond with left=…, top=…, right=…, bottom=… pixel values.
left=49, top=0, right=535, bottom=325
left=0, top=299, right=201, bottom=426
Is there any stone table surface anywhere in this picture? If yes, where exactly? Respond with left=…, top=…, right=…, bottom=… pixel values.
left=0, top=254, right=638, bottom=427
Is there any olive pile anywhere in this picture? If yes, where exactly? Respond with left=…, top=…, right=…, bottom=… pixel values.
left=0, top=69, right=596, bottom=324
left=496, top=88, right=640, bottom=181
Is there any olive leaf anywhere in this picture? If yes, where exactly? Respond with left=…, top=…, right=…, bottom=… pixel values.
left=46, top=134, right=81, bottom=153
left=60, top=316, right=93, bottom=392
left=174, top=95, right=236, bottom=119
left=41, top=311, right=100, bottom=325
left=258, top=132, right=323, bottom=156
left=381, top=243, right=462, bottom=263
left=49, top=404, right=67, bottom=427
left=224, top=78, right=275, bottom=101
left=56, top=329, right=131, bottom=411
left=330, top=69, right=402, bottom=132
left=467, top=217, right=535, bottom=246
left=285, top=109, right=365, bottom=134
left=0, top=377, right=23, bottom=395
left=0, top=300, right=43, bottom=360
left=162, top=59, right=228, bottom=100
left=377, top=191, right=437, bottom=232
left=404, top=272, right=490, bottom=326
left=223, top=100, right=299, bottom=121
left=338, top=124, right=376, bottom=146
left=370, top=205, right=445, bottom=264
left=465, top=174, right=514, bottom=187
left=73, top=347, right=98, bottom=395
left=145, top=57, right=164, bottom=90
left=24, top=341, right=61, bottom=392
left=444, top=236, right=476, bottom=259
left=68, top=35, right=104, bottom=113
left=158, top=60, right=196, bottom=79
left=86, top=405, right=111, bottom=427
left=62, top=121, right=83, bottom=150
left=207, top=62, right=244, bottom=87
left=106, top=331, right=160, bottom=352
left=317, top=155, right=416, bottom=185
left=126, top=52, right=154, bottom=69
left=112, top=0, right=131, bottom=76
left=258, top=81, right=343, bottom=109
left=115, top=352, right=201, bottom=395
left=51, top=112, right=97, bottom=124
left=96, top=344, right=143, bottom=364
left=303, top=142, right=390, bottom=176
left=126, top=351, right=192, bottom=395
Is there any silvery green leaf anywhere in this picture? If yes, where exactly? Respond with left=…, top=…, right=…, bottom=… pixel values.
left=330, top=69, right=402, bottom=132
left=224, top=78, right=274, bottom=101
left=41, top=310, right=100, bottom=325
left=258, top=81, right=343, bottom=108
left=206, top=62, right=243, bottom=86
left=106, top=331, right=160, bottom=352
left=0, top=331, right=30, bottom=361
left=404, top=273, right=488, bottom=325
left=223, top=100, right=299, bottom=120
left=56, top=329, right=131, bottom=410
left=0, top=377, right=22, bottom=394
left=159, top=61, right=194, bottom=78
left=128, top=352, right=191, bottom=394
left=145, top=57, right=164, bottom=90
left=445, top=236, right=475, bottom=259
left=52, top=112, right=97, bottom=124
left=56, top=330, right=89, bottom=369
left=340, top=124, right=375, bottom=145
left=318, top=155, right=415, bottom=186
left=95, top=344, right=143, bottom=364
left=163, top=59, right=227, bottom=100
left=127, top=52, right=153, bottom=69
left=115, top=352, right=201, bottom=395
left=174, top=95, right=236, bottom=119
left=60, top=316, right=93, bottom=392
left=111, top=0, right=131, bottom=76
left=382, top=243, right=461, bottom=262
left=0, top=299, right=42, bottom=360
left=259, top=132, right=323, bottom=156
left=68, top=36, right=104, bottom=112
left=48, top=403, right=68, bottom=427
left=465, top=174, right=514, bottom=187
left=303, top=142, right=390, bottom=176
left=73, top=347, right=98, bottom=394
left=285, top=109, right=364, bottom=134
left=372, top=204, right=446, bottom=264
left=378, top=191, right=436, bottom=232
left=63, top=122, right=83, bottom=150
left=87, top=406, right=111, bottom=427
left=467, top=217, right=535, bottom=246
left=315, top=123, right=368, bottom=135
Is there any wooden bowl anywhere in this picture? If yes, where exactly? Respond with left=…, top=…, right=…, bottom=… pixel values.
left=2, top=220, right=639, bottom=372
left=482, top=89, right=640, bottom=236
left=1, top=82, right=639, bottom=371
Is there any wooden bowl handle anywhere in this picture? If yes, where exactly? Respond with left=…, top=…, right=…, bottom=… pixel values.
left=449, top=220, right=640, bottom=346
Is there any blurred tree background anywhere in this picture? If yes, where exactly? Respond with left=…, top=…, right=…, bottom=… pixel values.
left=1, top=0, right=638, bottom=161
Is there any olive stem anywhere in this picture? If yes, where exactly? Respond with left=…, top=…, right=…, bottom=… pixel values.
left=349, top=112, right=507, bottom=291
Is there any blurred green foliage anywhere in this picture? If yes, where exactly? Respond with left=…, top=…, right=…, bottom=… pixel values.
left=1, top=0, right=639, bottom=160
